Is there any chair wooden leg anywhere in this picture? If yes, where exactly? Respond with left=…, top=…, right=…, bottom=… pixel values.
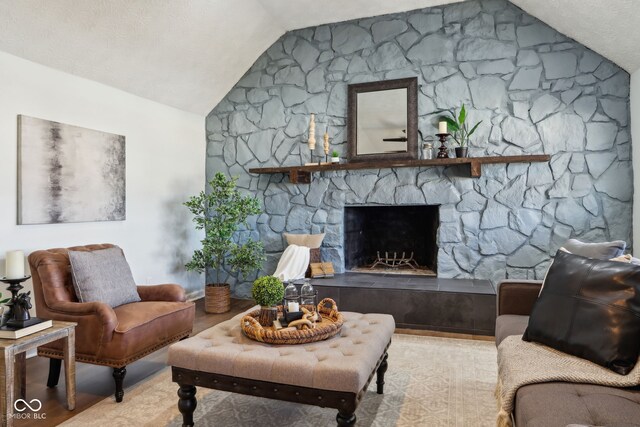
left=47, top=358, right=62, bottom=388
left=113, top=367, right=127, bottom=402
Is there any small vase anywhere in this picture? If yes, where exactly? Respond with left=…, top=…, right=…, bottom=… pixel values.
left=331, top=157, right=340, bottom=164
left=422, top=143, right=434, bottom=160
left=258, top=306, right=278, bottom=327
left=455, top=147, right=468, bottom=158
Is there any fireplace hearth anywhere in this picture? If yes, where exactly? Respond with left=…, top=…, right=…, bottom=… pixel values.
left=344, top=205, right=439, bottom=275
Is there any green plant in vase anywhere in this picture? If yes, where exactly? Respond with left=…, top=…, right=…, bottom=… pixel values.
left=436, top=104, right=482, bottom=158
left=252, top=276, right=285, bottom=326
left=331, top=150, right=340, bottom=163
left=184, top=172, right=266, bottom=313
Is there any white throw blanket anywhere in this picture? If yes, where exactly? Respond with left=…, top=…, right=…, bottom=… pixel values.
left=496, top=335, right=640, bottom=427
left=273, top=244, right=310, bottom=282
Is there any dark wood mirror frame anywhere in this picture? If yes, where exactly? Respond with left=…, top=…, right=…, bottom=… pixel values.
left=347, top=77, right=418, bottom=163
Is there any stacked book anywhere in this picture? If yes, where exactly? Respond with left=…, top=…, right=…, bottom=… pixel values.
left=0, top=318, right=53, bottom=339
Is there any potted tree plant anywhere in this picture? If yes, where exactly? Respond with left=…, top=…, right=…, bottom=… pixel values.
left=437, top=104, right=482, bottom=158
left=184, top=172, right=266, bottom=314
left=252, top=276, right=285, bottom=327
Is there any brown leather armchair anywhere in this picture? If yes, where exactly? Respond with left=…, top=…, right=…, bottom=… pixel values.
left=28, top=244, right=196, bottom=402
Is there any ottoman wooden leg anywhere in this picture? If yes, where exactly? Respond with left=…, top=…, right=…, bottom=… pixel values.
left=178, top=384, right=197, bottom=427
left=376, top=352, right=389, bottom=394
left=336, top=410, right=356, bottom=426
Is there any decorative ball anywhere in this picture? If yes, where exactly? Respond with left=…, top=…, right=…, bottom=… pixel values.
left=252, top=276, right=285, bottom=307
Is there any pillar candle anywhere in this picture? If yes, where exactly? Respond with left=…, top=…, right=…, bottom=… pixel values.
left=5, top=250, right=25, bottom=279
left=438, top=121, right=448, bottom=134
left=287, top=301, right=299, bottom=312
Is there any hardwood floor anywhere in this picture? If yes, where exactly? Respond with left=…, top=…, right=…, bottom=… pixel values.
left=16, top=298, right=255, bottom=427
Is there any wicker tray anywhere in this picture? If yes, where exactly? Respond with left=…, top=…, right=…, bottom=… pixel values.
left=241, top=298, right=344, bottom=345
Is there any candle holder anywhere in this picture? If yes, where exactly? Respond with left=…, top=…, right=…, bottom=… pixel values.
left=323, top=129, right=330, bottom=163
left=436, top=133, right=450, bottom=159
left=283, top=281, right=302, bottom=323
left=308, top=114, right=316, bottom=164
left=1, top=275, right=31, bottom=326
left=300, top=279, right=317, bottom=312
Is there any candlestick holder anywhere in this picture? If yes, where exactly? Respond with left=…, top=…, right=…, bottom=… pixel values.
left=1, top=275, right=31, bottom=324
left=436, top=133, right=450, bottom=159
left=323, top=130, right=330, bottom=164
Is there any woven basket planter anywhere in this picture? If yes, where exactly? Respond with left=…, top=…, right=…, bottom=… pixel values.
left=205, top=283, right=231, bottom=314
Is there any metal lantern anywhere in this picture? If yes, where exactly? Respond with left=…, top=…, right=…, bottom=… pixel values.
left=283, top=282, right=300, bottom=313
left=300, top=279, right=317, bottom=313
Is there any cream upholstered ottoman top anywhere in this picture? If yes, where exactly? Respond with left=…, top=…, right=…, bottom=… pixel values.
left=168, top=306, right=395, bottom=393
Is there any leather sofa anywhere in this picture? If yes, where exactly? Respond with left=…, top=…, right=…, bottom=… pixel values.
left=496, top=279, right=640, bottom=426
left=28, top=244, right=196, bottom=402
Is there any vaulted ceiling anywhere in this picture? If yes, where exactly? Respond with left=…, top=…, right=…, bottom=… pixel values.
left=0, top=0, right=637, bottom=115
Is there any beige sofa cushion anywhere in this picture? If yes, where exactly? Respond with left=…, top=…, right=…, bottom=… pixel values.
left=495, top=314, right=529, bottom=347
left=168, top=307, right=395, bottom=393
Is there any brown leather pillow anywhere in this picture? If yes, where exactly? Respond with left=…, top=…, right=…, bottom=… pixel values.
left=523, top=250, right=640, bottom=375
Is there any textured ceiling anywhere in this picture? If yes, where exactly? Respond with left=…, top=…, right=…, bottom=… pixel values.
left=0, top=0, right=284, bottom=115
left=0, top=0, right=460, bottom=115
left=511, top=0, right=640, bottom=74
left=0, top=0, right=637, bottom=115
left=259, top=0, right=464, bottom=30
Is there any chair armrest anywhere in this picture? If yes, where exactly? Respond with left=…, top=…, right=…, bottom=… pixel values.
left=497, top=280, right=543, bottom=316
left=46, top=300, right=118, bottom=343
left=137, top=284, right=186, bottom=302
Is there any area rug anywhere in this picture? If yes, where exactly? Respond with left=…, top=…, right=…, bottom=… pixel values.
left=60, top=334, right=497, bottom=426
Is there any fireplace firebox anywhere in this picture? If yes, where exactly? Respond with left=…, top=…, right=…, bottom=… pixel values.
left=344, top=205, right=439, bottom=275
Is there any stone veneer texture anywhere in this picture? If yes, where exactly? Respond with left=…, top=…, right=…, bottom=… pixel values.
left=205, top=0, right=632, bottom=297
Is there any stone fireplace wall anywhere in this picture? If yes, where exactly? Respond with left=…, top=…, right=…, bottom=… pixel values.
left=205, top=0, right=632, bottom=297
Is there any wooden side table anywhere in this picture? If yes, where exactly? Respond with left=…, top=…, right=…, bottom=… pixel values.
left=0, top=321, right=76, bottom=427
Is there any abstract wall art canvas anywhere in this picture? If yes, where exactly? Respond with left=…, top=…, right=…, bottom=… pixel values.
left=18, top=115, right=126, bottom=225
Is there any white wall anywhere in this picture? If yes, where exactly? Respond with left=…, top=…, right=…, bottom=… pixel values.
left=633, top=69, right=640, bottom=254
left=0, top=51, right=205, bottom=304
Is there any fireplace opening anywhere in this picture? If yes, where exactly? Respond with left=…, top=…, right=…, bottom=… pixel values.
left=344, top=205, right=439, bottom=276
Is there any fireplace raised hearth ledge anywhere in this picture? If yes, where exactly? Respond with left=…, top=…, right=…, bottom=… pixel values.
left=248, top=154, right=551, bottom=184
left=311, top=273, right=496, bottom=335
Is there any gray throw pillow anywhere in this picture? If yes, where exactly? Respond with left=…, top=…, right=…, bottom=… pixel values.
left=69, top=247, right=141, bottom=307
left=562, top=239, right=626, bottom=260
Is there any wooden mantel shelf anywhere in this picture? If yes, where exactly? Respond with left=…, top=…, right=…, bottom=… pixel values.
left=248, top=154, right=551, bottom=183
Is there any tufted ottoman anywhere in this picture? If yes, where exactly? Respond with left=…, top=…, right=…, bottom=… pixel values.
left=168, top=307, right=395, bottom=426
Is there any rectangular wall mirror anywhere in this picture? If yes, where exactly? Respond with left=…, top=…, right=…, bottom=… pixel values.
left=347, top=77, right=418, bottom=163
